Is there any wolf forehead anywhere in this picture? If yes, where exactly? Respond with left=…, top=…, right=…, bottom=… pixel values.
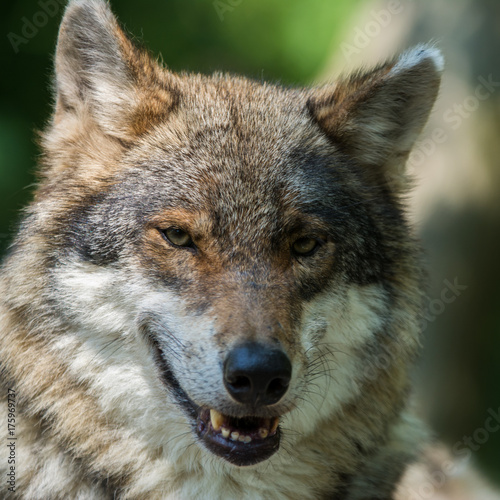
left=127, top=76, right=337, bottom=210
left=128, top=95, right=361, bottom=223
left=49, top=74, right=402, bottom=289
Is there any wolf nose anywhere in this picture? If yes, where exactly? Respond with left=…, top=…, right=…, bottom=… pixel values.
left=223, top=342, right=292, bottom=406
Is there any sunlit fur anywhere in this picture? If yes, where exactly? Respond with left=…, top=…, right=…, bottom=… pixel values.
left=0, top=1, right=445, bottom=498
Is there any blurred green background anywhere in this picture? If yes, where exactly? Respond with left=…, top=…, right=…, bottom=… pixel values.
left=1, top=0, right=499, bottom=491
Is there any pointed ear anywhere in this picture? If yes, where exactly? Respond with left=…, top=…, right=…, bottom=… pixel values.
left=307, top=46, right=443, bottom=187
left=55, top=0, right=176, bottom=139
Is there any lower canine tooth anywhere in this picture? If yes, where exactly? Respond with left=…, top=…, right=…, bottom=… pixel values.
left=210, top=409, right=224, bottom=431
left=221, top=427, right=230, bottom=438
left=258, top=428, right=269, bottom=439
left=230, top=431, right=240, bottom=441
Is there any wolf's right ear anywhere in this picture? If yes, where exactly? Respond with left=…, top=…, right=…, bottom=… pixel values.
left=54, top=0, right=176, bottom=140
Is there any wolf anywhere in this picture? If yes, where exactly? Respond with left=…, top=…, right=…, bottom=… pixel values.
left=0, top=0, right=449, bottom=498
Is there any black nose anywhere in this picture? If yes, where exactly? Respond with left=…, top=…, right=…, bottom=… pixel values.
left=223, top=342, right=292, bottom=406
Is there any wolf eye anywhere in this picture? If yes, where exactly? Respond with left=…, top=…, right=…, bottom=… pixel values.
left=292, top=237, right=320, bottom=256
left=162, top=227, right=193, bottom=248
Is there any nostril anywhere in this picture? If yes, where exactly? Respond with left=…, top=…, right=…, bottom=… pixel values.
left=267, top=377, right=289, bottom=397
left=228, top=375, right=252, bottom=390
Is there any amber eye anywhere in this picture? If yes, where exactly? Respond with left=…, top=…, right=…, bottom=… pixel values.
left=292, top=237, right=319, bottom=256
left=162, top=227, right=193, bottom=248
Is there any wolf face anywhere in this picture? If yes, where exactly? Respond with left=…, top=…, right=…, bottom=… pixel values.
left=0, top=0, right=443, bottom=498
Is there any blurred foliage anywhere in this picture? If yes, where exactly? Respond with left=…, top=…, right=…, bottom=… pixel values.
left=0, top=0, right=359, bottom=255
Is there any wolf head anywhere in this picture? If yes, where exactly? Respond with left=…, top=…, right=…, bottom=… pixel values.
left=2, top=0, right=442, bottom=495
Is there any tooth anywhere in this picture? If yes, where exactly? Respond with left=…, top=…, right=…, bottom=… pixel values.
left=230, top=431, right=240, bottom=441
left=258, top=428, right=269, bottom=439
left=210, top=409, right=224, bottom=431
left=238, top=435, right=246, bottom=442
left=243, top=436, right=252, bottom=443
left=221, top=427, right=230, bottom=439
left=270, top=418, right=279, bottom=434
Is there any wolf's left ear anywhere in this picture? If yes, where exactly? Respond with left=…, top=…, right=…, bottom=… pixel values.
left=308, top=46, right=443, bottom=187
left=54, top=0, right=175, bottom=139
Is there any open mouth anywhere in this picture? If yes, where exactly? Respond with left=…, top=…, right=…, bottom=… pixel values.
left=196, top=408, right=281, bottom=466
left=141, top=328, right=282, bottom=466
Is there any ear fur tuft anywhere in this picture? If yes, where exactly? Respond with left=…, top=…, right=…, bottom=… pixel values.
left=390, top=44, right=444, bottom=75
